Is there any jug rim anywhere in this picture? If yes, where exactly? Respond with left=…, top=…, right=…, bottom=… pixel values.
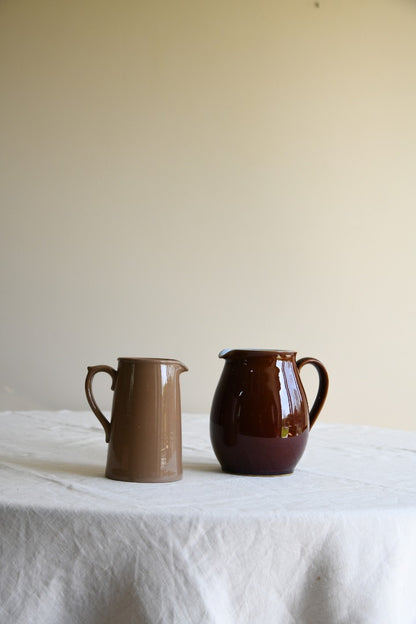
left=118, top=357, right=187, bottom=367
left=219, top=349, right=296, bottom=359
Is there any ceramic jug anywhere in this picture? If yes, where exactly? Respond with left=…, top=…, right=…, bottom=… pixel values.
left=85, top=357, right=188, bottom=482
left=210, top=349, right=329, bottom=475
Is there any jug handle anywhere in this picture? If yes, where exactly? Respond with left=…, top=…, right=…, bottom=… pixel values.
left=84, top=365, right=117, bottom=442
left=296, top=358, right=329, bottom=428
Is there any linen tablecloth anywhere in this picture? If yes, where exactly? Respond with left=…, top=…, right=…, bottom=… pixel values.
left=0, top=411, right=415, bottom=624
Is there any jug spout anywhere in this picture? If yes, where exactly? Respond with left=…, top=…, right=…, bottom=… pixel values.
left=219, top=349, right=233, bottom=359
left=176, top=361, right=188, bottom=373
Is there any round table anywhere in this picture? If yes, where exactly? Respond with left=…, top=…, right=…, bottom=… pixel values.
left=1, top=411, right=415, bottom=623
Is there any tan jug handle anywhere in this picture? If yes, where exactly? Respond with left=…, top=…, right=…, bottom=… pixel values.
left=296, top=357, right=329, bottom=428
left=85, top=365, right=117, bottom=442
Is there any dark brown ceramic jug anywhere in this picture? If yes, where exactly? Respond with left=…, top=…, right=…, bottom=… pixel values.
left=85, top=357, right=188, bottom=482
left=210, top=349, right=329, bottom=475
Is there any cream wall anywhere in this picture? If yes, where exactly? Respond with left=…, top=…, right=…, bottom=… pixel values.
left=1, top=0, right=415, bottom=429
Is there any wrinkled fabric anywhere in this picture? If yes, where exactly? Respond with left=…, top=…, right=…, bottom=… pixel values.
left=0, top=411, right=415, bottom=624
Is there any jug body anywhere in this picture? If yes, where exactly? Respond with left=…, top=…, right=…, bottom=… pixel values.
left=210, top=349, right=328, bottom=475
left=85, top=357, right=187, bottom=482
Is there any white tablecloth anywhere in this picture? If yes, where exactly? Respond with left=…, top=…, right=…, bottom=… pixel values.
left=0, top=411, right=415, bottom=624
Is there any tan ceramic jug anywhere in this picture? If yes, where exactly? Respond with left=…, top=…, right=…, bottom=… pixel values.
left=210, top=349, right=329, bottom=475
left=85, top=357, right=188, bottom=482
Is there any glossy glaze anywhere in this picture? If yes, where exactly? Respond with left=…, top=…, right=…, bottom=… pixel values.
left=85, top=357, right=187, bottom=482
left=210, top=349, right=329, bottom=475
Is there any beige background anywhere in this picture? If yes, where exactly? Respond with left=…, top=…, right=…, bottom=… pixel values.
left=1, top=0, right=415, bottom=429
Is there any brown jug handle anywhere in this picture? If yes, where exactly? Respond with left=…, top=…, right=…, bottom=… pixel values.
left=296, top=357, right=329, bottom=428
left=85, top=365, right=117, bottom=442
